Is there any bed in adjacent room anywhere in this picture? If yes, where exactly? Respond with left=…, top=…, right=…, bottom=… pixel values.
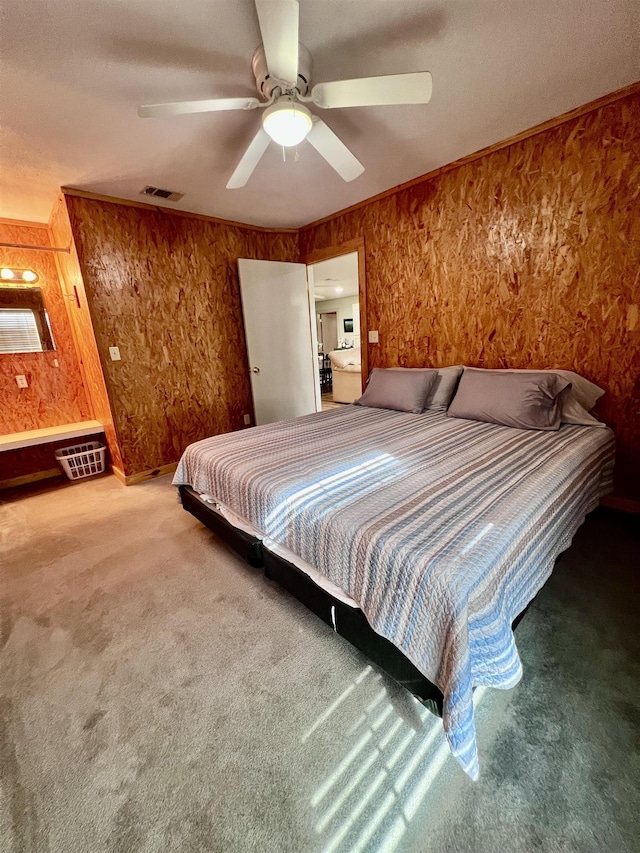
left=173, top=367, right=614, bottom=778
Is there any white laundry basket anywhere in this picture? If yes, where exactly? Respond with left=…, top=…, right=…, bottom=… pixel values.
left=55, top=441, right=106, bottom=480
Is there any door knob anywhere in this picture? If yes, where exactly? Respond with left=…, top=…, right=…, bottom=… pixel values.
left=252, top=367, right=260, bottom=374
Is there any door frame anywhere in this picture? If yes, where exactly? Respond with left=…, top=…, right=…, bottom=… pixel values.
left=301, top=237, right=368, bottom=391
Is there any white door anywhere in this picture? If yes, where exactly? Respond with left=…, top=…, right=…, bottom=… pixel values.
left=320, top=312, right=338, bottom=353
left=238, top=259, right=320, bottom=425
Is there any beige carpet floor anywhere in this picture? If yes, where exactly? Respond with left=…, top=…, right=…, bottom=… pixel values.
left=1, top=474, right=638, bottom=853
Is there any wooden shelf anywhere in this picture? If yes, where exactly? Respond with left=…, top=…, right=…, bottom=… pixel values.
left=0, top=421, right=104, bottom=452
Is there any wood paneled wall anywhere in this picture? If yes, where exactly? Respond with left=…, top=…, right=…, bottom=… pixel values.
left=37, top=88, right=638, bottom=496
left=63, top=194, right=299, bottom=478
left=300, top=92, right=640, bottom=498
left=0, top=221, right=90, bottom=434
left=49, top=196, right=124, bottom=471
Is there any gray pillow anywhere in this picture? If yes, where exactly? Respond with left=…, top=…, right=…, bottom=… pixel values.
left=447, top=368, right=571, bottom=430
left=558, top=394, right=606, bottom=427
left=497, top=368, right=605, bottom=426
left=426, top=365, right=464, bottom=409
left=356, top=368, right=437, bottom=414
left=382, top=365, right=464, bottom=410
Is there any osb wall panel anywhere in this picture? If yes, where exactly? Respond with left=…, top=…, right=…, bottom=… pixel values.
left=300, top=93, right=640, bottom=498
left=0, top=221, right=90, bottom=434
left=64, top=195, right=299, bottom=477
left=49, top=196, right=124, bottom=471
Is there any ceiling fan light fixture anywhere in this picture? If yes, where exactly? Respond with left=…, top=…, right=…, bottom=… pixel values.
left=262, top=102, right=312, bottom=147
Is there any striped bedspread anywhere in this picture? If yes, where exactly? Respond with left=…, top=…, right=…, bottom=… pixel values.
left=173, top=406, right=614, bottom=778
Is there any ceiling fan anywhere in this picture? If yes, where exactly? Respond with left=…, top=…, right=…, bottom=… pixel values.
left=138, top=0, right=432, bottom=189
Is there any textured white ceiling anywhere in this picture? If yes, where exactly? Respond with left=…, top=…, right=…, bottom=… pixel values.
left=0, top=0, right=638, bottom=227
left=311, top=252, right=359, bottom=300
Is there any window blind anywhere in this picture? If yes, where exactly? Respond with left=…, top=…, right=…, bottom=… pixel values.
left=0, top=308, right=43, bottom=353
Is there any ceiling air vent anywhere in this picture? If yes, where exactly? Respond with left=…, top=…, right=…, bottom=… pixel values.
left=141, top=185, right=184, bottom=202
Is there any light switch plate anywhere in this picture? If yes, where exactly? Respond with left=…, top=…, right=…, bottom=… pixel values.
left=109, top=346, right=121, bottom=361
left=15, top=374, right=28, bottom=388
left=368, top=330, right=379, bottom=343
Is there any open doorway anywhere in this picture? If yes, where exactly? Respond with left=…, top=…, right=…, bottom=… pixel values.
left=308, top=251, right=362, bottom=411
left=237, top=242, right=365, bottom=426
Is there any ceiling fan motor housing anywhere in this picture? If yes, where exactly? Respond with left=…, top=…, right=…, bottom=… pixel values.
left=252, top=43, right=312, bottom=99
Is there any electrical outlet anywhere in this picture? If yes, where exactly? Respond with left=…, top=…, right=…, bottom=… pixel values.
left=109, top=346, right=121, bottom=361
left=15, top=374, right=28, bottom=388
left=368, top=330, right=379, bottom=343
left=243, top=414, right=251, bottom=425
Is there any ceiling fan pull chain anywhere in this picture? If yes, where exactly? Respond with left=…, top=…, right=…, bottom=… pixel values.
left=282, top=146, right=286, bottom=162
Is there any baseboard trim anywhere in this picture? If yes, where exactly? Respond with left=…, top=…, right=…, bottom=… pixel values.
left=0, top=468, right=62, bottom=489
left=111, top=462, right=178, bottom=486
left=600, top=495, right=640, bottom=514
left=111, top=465, right=127, bottom=485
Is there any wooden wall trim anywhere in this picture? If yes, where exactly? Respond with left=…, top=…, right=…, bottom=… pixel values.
left=50, top=240, right=96, bottom=421
left=300, top=80, right=640, bottom=232
left=301, top=237, right=365, bottom=266
left=48, top=193, right=125, bottom=471
left=111, top=461, right=178, bottom=487
left=60, top=188, right=299, bottom=235
left=48, top=194, right=96, bottom=423
left=0, top=469, right=62, bottom=490
left=355, top=241, right=368, bottom=391
left=0, top=217, right=49, bottom=229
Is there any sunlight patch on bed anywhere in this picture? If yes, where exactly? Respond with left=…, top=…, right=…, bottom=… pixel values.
left=460, top=522, right=494, bottom=555
left=264, top=453, right=399, bottom=538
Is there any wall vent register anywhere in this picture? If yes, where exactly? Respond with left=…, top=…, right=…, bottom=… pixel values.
left=140, top=185, right=184, bottom=202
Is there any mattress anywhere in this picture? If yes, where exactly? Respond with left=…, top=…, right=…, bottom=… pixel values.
left=174, top=405, right=614, bottom=778
left=196, top=493, right=359, bottom=607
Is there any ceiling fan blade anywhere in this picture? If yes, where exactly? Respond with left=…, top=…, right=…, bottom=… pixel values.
left=226, top=127, right=271, bottom=189
left=312, top=71, right=432, bottom=109
left=139, top=97, right=260, bottom=118
left=306, top=119, right=364, bottom=183
left=255, top=0, right=299, bottom=86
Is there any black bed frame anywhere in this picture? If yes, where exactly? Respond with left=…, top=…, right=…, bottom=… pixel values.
left=179, top=485, right=531, bottom=716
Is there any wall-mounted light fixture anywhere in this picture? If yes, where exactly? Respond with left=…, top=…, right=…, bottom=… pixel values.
left=0, top=268, right=39, bottom=283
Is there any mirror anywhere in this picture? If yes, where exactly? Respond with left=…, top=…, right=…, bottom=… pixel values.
left=0, top=287, right=56, bottom=353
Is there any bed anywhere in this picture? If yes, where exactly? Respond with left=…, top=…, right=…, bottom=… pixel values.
left=174, top=387, right=614, bottom=778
